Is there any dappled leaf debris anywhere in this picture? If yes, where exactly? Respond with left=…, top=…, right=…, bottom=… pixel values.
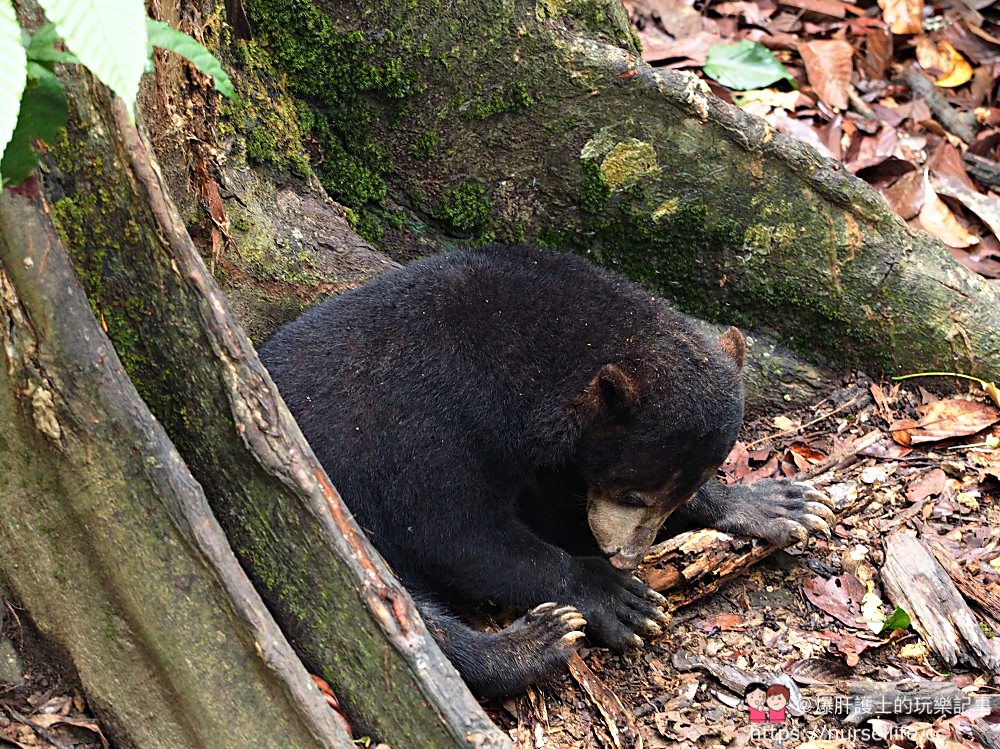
left=625, top=0, right=1000, bottom=279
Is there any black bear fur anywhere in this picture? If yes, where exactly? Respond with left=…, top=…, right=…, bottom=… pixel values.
left=259, top=245, right=834, bottom=698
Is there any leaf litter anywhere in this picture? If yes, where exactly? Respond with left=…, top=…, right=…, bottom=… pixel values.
left=0, top=1, right=997, bottom=746
left=624, top=0, right=1000, bottom=278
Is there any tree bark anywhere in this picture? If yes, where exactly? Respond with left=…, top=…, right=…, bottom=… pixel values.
left=30, top=60, right=509, bottom=749
left=235, top=0, right=1000, bottom=377
left=3, top=2, right=509, bottom=745
left=0, top=180, right=349, bottom=749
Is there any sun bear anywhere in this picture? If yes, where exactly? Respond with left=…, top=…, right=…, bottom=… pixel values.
left=259, top=245, right=833, bottom=698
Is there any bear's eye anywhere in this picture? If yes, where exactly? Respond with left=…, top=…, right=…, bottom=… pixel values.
left=620, top=492, right=647, bottom=508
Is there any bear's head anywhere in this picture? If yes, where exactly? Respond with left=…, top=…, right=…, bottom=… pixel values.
left=574, top=327, right=745, bottom=570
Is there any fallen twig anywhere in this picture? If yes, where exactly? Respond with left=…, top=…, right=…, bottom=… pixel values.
left=963, top=152, right=1000, bottom=191
left=899, top=66, right=978, bottom=144
left=798, top=430, right=881, bottom=480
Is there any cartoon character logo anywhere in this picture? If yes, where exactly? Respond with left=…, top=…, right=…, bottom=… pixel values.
left=766, top=684, right=789, bottom=723
left=744, top=682, right=768, bottom=723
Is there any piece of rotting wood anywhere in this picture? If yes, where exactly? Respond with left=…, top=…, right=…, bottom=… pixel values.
left=928, top=540, right=1000, bottom=631
left=882, top=531, right=1000, bottom=673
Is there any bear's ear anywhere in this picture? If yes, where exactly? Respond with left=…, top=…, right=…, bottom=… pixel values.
left=585, top=363, right=641, bottom=421
left=718, top=326, right=745, bottom=370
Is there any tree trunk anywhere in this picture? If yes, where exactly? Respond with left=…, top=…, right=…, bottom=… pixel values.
left=3, top=4, right=509, bottom=746
left=129, top=0, right=840, bottom=417
left=0, top=180, right=349, bottom=749
left=233, top=0, right=1000, bottom=377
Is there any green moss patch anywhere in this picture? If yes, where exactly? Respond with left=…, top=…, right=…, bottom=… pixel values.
left=463, top=81, right=536, bottom=119
left=433, top=182, right=494, bottom=239
left=243, top=0, right=418, bottom=208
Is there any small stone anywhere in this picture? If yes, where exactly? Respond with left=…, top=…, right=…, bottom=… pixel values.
left=0, top=637, right=25, bottom=686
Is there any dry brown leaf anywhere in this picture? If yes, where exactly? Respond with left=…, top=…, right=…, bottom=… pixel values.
left=927, top=141, right=977, bottom=189
left=780, top=0, right=846, bottom=18
left=905, top=468, right=948, bottom=502
left=766, top=110, right=835, bottom=158
left=966, top=20, right=1000, bottom=46
left=931, top=174, right=1000, bottom=243
left=803, top=573, right=867, bottom=628
left=814, top=629, right=876, bottom=665
left=863, top=27, right=894, bottom=78
left=918, top=172, right=980, bottom=248
left=31, top=714, right=110, bottom=749
left=916, top=37, right=973, bottom=87
left=846, top=127, right=900, bottom=173
left=788, top=442, right=826, bottom=472
left=713, top=1, right=773, bottom=25
left=697, top=613, right=746, bottom=632
left=773, top=415, right=797, bottom=431
left=0, top=737, right=34, bottom=749
left=899, top=642, right=929, bottom=659
left=649, top=0, right=704, bottom=37
left=881, top=169, right=925, bottom=219
left=878, top=0, right=922, bottom=34
left=744, top=454, right=780, bottom=482
left=639, top=28, right=721, bottom=66
left=889, top=398, right=1000, bottom=445
left=798, top=40, right=853, bottom=110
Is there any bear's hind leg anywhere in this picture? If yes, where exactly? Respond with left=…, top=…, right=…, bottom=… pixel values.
left=417, top=598, right=585, bottom=699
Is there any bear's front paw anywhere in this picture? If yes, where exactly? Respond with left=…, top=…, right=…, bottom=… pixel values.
left=571, top=559, right=670, bottom=650
left=735, top=479, right=836, bottom=547
left=506, top=602, right=587, bottom=659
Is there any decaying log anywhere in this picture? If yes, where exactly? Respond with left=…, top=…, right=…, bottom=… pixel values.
left=882, top=532, right=1000, bottom=673
left=642, top=529, right=774, bottom=608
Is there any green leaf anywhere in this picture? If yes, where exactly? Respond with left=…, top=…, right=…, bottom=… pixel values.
left=0, top=0, right=27, bottom=185
left=26, top=23, right=79, bottom=64
left=880, top=606, right=911, bottom=633
left=1, top=63, right=67, bottom=186
left=35, top=0, right=146, bottom=116
left=146, top=19, right=235, bottom=100
left=703, top=40, right=795, bottom=91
